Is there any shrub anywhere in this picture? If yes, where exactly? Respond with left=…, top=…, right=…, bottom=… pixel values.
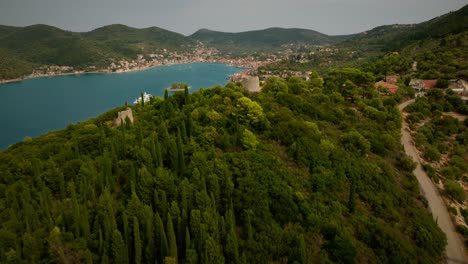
left=457, top=225, right=468, bottom=236
left=445, top=180, right=466, bottom=203
left=449, top=207, right=458, bottom=215
left=424, top=146, right=441, bottom=162
left=397, top=155, right=417, bottom=172
left=422, top=164, right=436, bottom=179
left=461, top=208, right=468, bottom=224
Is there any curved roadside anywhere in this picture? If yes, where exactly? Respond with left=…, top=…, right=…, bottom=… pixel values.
left=399, top=99, right=468, bottom=264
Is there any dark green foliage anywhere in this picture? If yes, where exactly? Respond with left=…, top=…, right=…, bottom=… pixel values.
left=461, top=208, right=468, bottom=224
left=133, top=217, right=142, bottom=264
left=424, top=146, right=441, bottom=162
left=191, top=27, right=355, bottom=54
left=112, top=229, right=128, bottom=264
left=449, top=207, right=458, bottom=215
left=445, top=180, right=466, bottom=203
left=0, top=73, right=446, bottom=263
left=457, top=225, right=468, bottom=236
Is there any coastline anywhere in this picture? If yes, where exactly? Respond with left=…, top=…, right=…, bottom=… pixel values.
left=0, top=60, right=254, bottom=85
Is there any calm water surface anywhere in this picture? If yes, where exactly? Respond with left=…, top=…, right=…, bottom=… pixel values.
left=0, top=63, right=245, bottom=150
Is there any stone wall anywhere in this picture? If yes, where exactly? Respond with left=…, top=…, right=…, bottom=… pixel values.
left=113, top=107, right=134, bottom=127
left=241, top=76, right=260, bottom=93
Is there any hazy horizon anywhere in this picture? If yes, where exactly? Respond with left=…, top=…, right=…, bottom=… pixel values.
left=0, top=0, right=467, bottom=36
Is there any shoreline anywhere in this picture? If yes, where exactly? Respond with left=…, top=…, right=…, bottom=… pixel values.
left=0, top=61, right=254, bottom=85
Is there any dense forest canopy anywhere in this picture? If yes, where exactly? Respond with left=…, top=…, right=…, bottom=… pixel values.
left=0, top=69, right=446, bottom=263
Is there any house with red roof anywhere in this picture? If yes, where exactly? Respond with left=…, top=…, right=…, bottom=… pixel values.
left=409, top=79, right=437, bottom=90
left=409, top=79, right=437, bottom=96
left=375, top=81, right=399, bottom=93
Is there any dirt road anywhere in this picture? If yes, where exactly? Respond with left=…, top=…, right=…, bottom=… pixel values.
left=399, top=100, right=467, bottom=264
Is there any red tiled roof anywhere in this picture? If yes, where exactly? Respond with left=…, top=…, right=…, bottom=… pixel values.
left=422, top=80, right=437, bottom=89
left=375, top=81, right=399, bottom=93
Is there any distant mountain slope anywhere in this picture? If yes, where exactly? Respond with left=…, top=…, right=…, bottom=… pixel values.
left=0, top=24, right=120, bottom=67
left=190, top=27, right=355, bottom=53
left=341, top=4, right=468, bottom=51
left=0, top=25, right=19, bottom=38
left=85, top=24, right=196, bottom=56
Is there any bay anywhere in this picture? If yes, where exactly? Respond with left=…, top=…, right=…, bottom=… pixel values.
left=0, top=63, right=245, bottom=150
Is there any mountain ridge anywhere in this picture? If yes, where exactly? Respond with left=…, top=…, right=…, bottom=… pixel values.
left=190, top=27, right=356, bottom=53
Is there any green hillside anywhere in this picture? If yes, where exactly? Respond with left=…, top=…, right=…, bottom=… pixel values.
left=0, top=48, right=34, bottom=80
left=85, top=24, right=196, bottom=56
left=340, top=4, right=468, bottom=52
left=0, top=25, right=19, bottom=38
left=0, top=24, right=196, bottom=80
left=0, top=25, right=120, bottom=68
left=190, top=27, right=355, bottom=53
left=0, top=70, right=446, bottom=263
left=264, top=4, right=468, bottom=76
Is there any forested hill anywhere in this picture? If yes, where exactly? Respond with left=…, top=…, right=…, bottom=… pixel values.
left=84, top=24, right=196, bottom=56
left=0, top=69, right=446, bottom=263
left=190, top=27, right=355, bottom=53
left=263, top=4, right=468, bottom=79
left=0, top=24, right=196, bottom=80
left=339, top=4, right=468, bottom=51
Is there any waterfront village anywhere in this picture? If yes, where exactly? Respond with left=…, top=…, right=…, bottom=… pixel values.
left=15, top=42, right=342, bottom=85
left=22, top=43, right=287, bottom=82
left=8, top=43, right=468, bottom=98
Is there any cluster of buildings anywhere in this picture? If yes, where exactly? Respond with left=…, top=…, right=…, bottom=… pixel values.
left=24, top=43, right=286, bottom=79
left=375, top=75, right=467, bottom=98
left=105, top=45, right=284, bottom=73
left=374, top=75, right=401, bottom=93
left=31, top=65, right=82, bottom=77
left=255, top=69, right=313, bottom=81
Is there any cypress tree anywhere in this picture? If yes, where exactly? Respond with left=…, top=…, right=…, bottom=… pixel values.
left=111, top=229, right=128, bottom=264
left=137, top=166, right=154, bottom=205
left=161, top=191, right=168, bottom=222
left=297, top=234, right=306, bottom=264
left=184, top=86, right=190, bottom=105
left=186, top=115, right=193, bottom=139
left=180, top=122, right=187, bottom=143
left=137, top=125, right=143, bottom=147
left=143, top=206, right=155, bottom=263
left=84, top=249, right=93, bottom=264
left=150, top=133, right=162, bottom=168
left=156, top=137, right=163, bottom=168
left=167, top=214, right=178, bottom=262
left=155, top=212, right=168, bottom=263
left=101, top=254, right=109, bottom=264
left=185, top=227, right=191, bottom=251
left=176, top=129, right=185, bottom=175
left=164, top=89, right=169, bottom=100
left=133, top=217, right=142, bottom=264
left=168, top=137, right=179, bottom=172
left=98, top=228, right=104, bottom=257
left=141, top=92, right=145, bottom=106
left=347, top=166, right=357, bottom=214
left=80, top=206, right=91, bottom=241
left=226, top=227, right=239, bottom=264
left=122, top=212, right=130, bottom=253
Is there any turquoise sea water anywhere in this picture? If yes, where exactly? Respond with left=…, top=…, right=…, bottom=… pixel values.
left=0, top=63, right=245, bottom=150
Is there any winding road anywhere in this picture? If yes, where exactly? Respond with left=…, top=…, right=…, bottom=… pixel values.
left=399, top=100, right=468, bottom=264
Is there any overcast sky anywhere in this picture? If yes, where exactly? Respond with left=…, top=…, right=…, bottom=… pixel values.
left=0, top=0, right=467, bottom=35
